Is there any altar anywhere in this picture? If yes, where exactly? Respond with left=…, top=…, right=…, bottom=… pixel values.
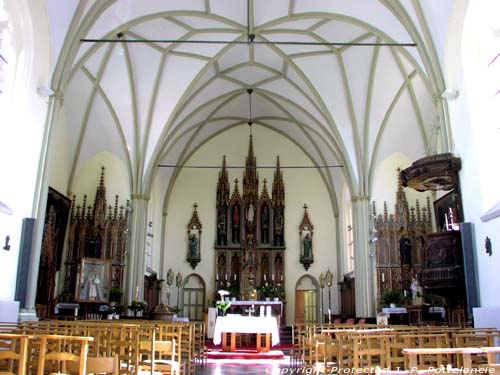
left=228, top=300, right=283, bottom=323
left=213, top=315, right=280, bottom=352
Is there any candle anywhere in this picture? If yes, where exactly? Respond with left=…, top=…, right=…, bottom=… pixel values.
left=404, top=290, right=407, bottom=297
left=272, top=274, right=275, bottom=281
left=280, top=275, right=283, bottom=281
left=225, top=274, right=228, bottom=280
left=381, top=273, right=385, bottom=282
left=135, top=285, right=139, bottom=301
left=234, top=274, right=237, bottom=281
left=216, top=274, right=219, bottom=281
left=263, top=274, right=266, bottom=281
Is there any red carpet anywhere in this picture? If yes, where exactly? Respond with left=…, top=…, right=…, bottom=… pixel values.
left=207, top=349, right=285, bottom=360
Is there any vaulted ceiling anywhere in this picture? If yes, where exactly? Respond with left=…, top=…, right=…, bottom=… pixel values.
left=46, top=0, right=454, bottom=205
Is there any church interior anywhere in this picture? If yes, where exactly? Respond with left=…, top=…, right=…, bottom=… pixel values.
left=0, top=0, right=499, bottom=373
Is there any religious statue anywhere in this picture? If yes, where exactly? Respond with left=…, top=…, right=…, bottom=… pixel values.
left=399, top=234, right=412, bottom=265
left=303, top=233, right=312, bottom=259
left=261, top=205, right=269, bottom=243
left=410, top=276, right=423, bottom=304
left=274, top=211, right=284, bottom=246
left=81, top=266, right=104, bottom=301
left=217, top=211, right=227, bottom=246
left=247, top=203, right=255, bottom=224
left=232, top=205, right=240, bottom=243
left=188, top=233, right=199, bottom=258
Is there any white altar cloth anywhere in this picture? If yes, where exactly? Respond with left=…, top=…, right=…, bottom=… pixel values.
left=382, top=307, right=408, bottom=314
left=213, top=315, right=280, bottom=346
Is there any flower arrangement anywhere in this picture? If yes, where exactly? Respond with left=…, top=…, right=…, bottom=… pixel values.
left=259, top=283, right=283, bottom=299
left=215, top=290, right=231, bottom=315
left=130, top=300, right=148, bottom=310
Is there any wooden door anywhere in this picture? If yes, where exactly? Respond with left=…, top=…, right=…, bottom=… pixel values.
left=295, top=290, right=317, bottom=323
left=295, top=290, right=306, bottom=323
left=183, top=288, right=204, bottom=321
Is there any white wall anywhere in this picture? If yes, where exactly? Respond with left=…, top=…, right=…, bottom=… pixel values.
left=451, top=0, right=500, bottom=309
left=162, top=125, right=338, bottom=325
left=0, top=0, right=51, bottom=302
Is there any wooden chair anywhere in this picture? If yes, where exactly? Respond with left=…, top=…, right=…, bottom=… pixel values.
left=67, top=355, right=120, bottom=375
left=352, top=333, right=391, bottom=369
left=481, top=347, right=500, bottom=371
left=313, top=335, right=338, bottom=374
left=401, top=333, right=450, bottom=369
left=138, top=334, right=180, bottom=375
left=374, top=365, right=446, bottom=375
left=36, top=334, right=93, bottom=375
left=453, top=332, right=500, bottom=367
left=0, top=333, right=30, bottom=375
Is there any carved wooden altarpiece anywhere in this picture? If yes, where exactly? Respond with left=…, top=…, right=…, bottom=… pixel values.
left=372, top=169, right=432, bottom=304
left=214, top=136, right=286, bottom=300
left=61, top=167, right=129, bottom=309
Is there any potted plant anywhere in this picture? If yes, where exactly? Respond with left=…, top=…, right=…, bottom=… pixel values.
left=380, top=289, right=403, bottom=308
left=259, top=283, right=271, bottom=300
left=109, top=287, right=123, bottom=304
left=129, top=300, right=148, bottom=316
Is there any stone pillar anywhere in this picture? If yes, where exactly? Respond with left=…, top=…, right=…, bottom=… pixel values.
left=126, top=194, right=149, bottom=304
left=25, top=92, right=64, bottom=318
left=352, top=195, right=376, bottom=317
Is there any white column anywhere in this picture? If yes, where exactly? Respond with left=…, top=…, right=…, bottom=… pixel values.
left=25, top=93, right=63, bottom=313
left=352, top=195, right=376, bottom=317
left=126, top=194, right=149, bottom=303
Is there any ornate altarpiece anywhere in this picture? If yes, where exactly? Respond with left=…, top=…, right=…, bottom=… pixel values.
left=372, top=169, right=432, bottom=302
left=61, top=167, right=129, bottom=307
left=214, top=136, right=286, bottom=300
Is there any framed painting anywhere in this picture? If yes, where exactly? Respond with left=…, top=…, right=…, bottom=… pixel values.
left=76, top=257, right=111, bottom=303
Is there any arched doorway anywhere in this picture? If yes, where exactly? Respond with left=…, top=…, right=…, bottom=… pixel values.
left=295, top=275, right=319, bottom=323
left=182, top=274, right=205, bottom=321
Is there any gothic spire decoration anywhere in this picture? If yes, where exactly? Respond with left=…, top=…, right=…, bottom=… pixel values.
left=272, top=156, right=285, bottom=207
left=216, top=155, right=230, bottom=207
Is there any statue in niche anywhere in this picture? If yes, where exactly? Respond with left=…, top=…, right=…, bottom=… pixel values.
left=261, top=205, right=269, bottom=243
left=303, top=233, right=312, bottom=259
left=188, top=233, right=199, bottom=258
left=217, top=210, right=227, bottom=246
left=247, top=203, right=255, bottom=224
left=274, top=211, right=284, bottom=246
left=232, top=205, right=240, bottom=243
left=399, top=233, right=412, bottom=265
